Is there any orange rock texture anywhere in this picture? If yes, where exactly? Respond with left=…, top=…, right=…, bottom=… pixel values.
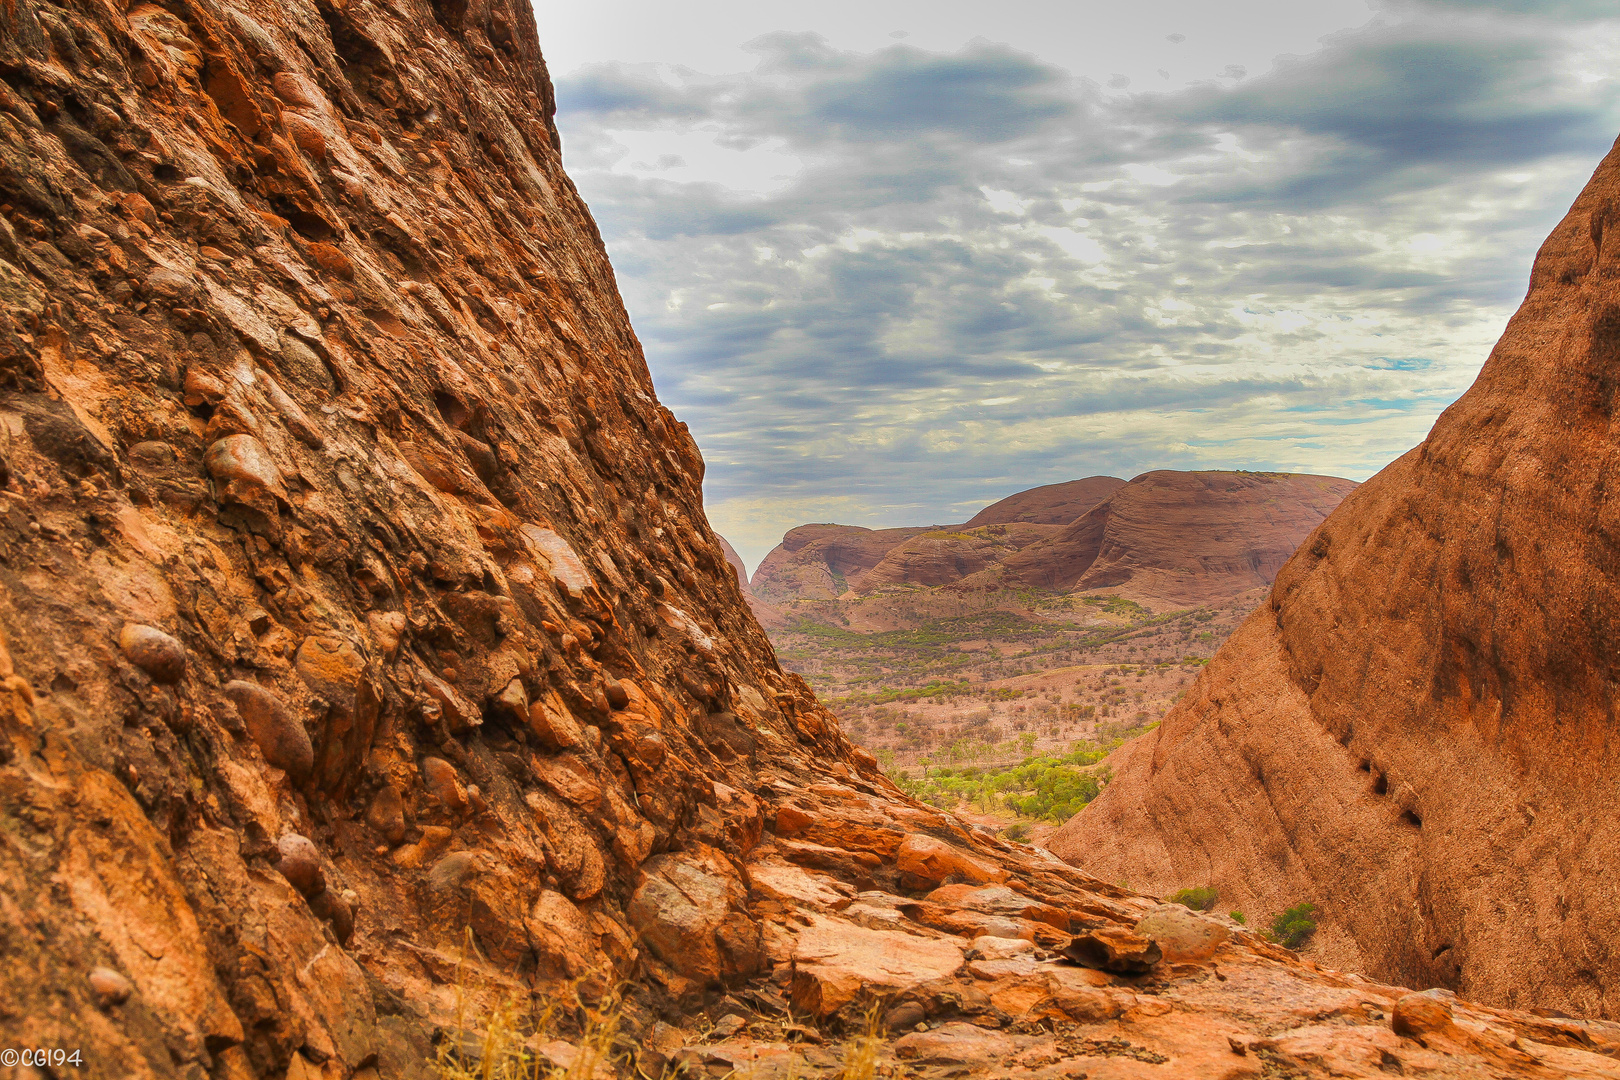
left=1051, top=137, right=1620, bottom=1020
left=0, top=0, right=1615, bottom=1075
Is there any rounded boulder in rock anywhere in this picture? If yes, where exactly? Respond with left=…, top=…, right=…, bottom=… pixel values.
left=224, top=680, right=314, bottom=780
left=118, top=623, right=186, bottom=684
left=275, top=833, right=325, bottom=897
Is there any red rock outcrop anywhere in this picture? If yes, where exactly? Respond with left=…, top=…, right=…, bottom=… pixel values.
left=0, top=0, right=1613, bottom=1072
left=749, top=523, right=928, bottom=601
left=1050, top=138, right=1620, bottom=1019
left=1003, top=471, right=1357, bottom=607
left=963, top=476, right=1125, bottom=527
left=753, top=473, right=1352, bottom=609
left=749, top=481, right=1129, bottom=603
left=855, top=522, right=1059, bottom=591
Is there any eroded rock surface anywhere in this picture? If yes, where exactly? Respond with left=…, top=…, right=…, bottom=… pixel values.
left=962, top=476, right=1125, bottom=528
left=0, top=0, right=1610, bottom=1076
left=1001, top=470, right=1358, bottom=607
left=751, top=471, right=1354, bottom=610
left=1053, top=135, right=1620, bottom=1019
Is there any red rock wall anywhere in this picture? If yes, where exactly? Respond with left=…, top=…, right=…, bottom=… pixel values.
left=0, top=0, right=870, bottom=1070
left=1051, top=136, right=1620, bottom=1017
left=961, top=476, right=1124, bottom=528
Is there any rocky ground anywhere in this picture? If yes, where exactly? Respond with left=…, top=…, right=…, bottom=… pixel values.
left=585, top=774, right=1620, bottom=1080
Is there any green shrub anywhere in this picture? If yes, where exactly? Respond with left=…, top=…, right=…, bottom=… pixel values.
left=1002, top=822, right=1031, bottom=843
left=1167, top=886, right=1218, bottom=912
left=1268, top=903, right=1318, bottom=950
left=1229, top=911, right=1246, bottom=926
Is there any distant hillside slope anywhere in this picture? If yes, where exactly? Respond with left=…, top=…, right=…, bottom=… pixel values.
left=750, top=523, right=936, bottom=602
left=963, top=476, right=1127, bottom=526
left=752, top=472, right=1356, bottom=610
left=750, top=479, right=1124, bottom=603
left=1001, top=471, right=1359, bottom=607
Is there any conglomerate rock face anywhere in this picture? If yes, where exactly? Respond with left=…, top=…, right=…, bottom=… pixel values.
left=1, top=0, right=1618, bottom=1076
left=1052, top=135, right=1620, bottom=1020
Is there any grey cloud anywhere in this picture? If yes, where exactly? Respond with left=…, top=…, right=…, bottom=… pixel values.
left=1379, top=0, right=1620, bottom=17
left=800, top=45, right=1074, bottom=141
left=1160, top=23, right=1613, bottom=170
left=559, top=35, right=1083, bottom=150
left=558, top=65, right=717, bottom=121
left=555, top=14, right=1620, bottom=565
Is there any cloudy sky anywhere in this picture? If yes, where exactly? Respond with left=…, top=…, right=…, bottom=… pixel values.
left=542, top=0, right=1620, bottom=569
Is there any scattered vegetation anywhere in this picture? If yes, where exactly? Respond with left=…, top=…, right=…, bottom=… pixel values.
left=1168, top=886, right=1219, bottom=912
left=1229, top=911, right=1247, bottom=926
left=840, top=1005, right=885, bottom=1080
left=435, top=937, right=623, bottom=1080
left=892, top=745, right=1116, bottom=822
left=1267, top=903, right=1319, bottom=950
left=1002, top=822, right=1032, bottom=843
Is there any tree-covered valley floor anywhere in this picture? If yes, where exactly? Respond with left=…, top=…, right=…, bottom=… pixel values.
left=763, top=586, right=1259, bottom=846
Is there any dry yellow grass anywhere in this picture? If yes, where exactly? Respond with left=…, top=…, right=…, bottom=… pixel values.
left=435, top=932, right=625, bottom=1080
left=834, top=1005, right=884, bottom=1080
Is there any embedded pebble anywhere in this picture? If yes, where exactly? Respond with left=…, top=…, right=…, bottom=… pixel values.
left=420, top=756, right=468, bottom=813
left=275, top=833, right=325, bottom=897
left=427, top=849, right=481, bottom=890
left=225, top=680, right=313, bottom=779
left=494, top=677, right=528, bottom=718
left=366, top=784, right=407, bottom=844
left=311, top=888, right=355, bottom=943
left=527, top=697, right=583, bottom=749
left=89, top=967, right=132, bottom=1006
left=884, top=1001, right=926, bottom=1032
left=118, top=623, right=186, bottom=683
left=283, top=113, right=326, bottom=160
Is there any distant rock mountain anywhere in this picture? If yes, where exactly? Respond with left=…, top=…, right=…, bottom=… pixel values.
left=752, top=472, right=1356, bottom=609
left=750, top=524, right=934, bottom=602
left=963, top=476, right=1127, bottom=527
left=857, top=522, right=1062, bottom=591
left=1001, top=471, right=1359, bottom=607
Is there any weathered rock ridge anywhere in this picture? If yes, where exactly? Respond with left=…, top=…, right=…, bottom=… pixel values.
left=1002, top=471, right=1357, bottom=607
left=961, top=476, right=1126, bottom=528
left=1052, top=135, right=1620, bottom=1019
left=752, top=471, right=1354, bottom=610
left=0, top=0, right=1613, bottom=1076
